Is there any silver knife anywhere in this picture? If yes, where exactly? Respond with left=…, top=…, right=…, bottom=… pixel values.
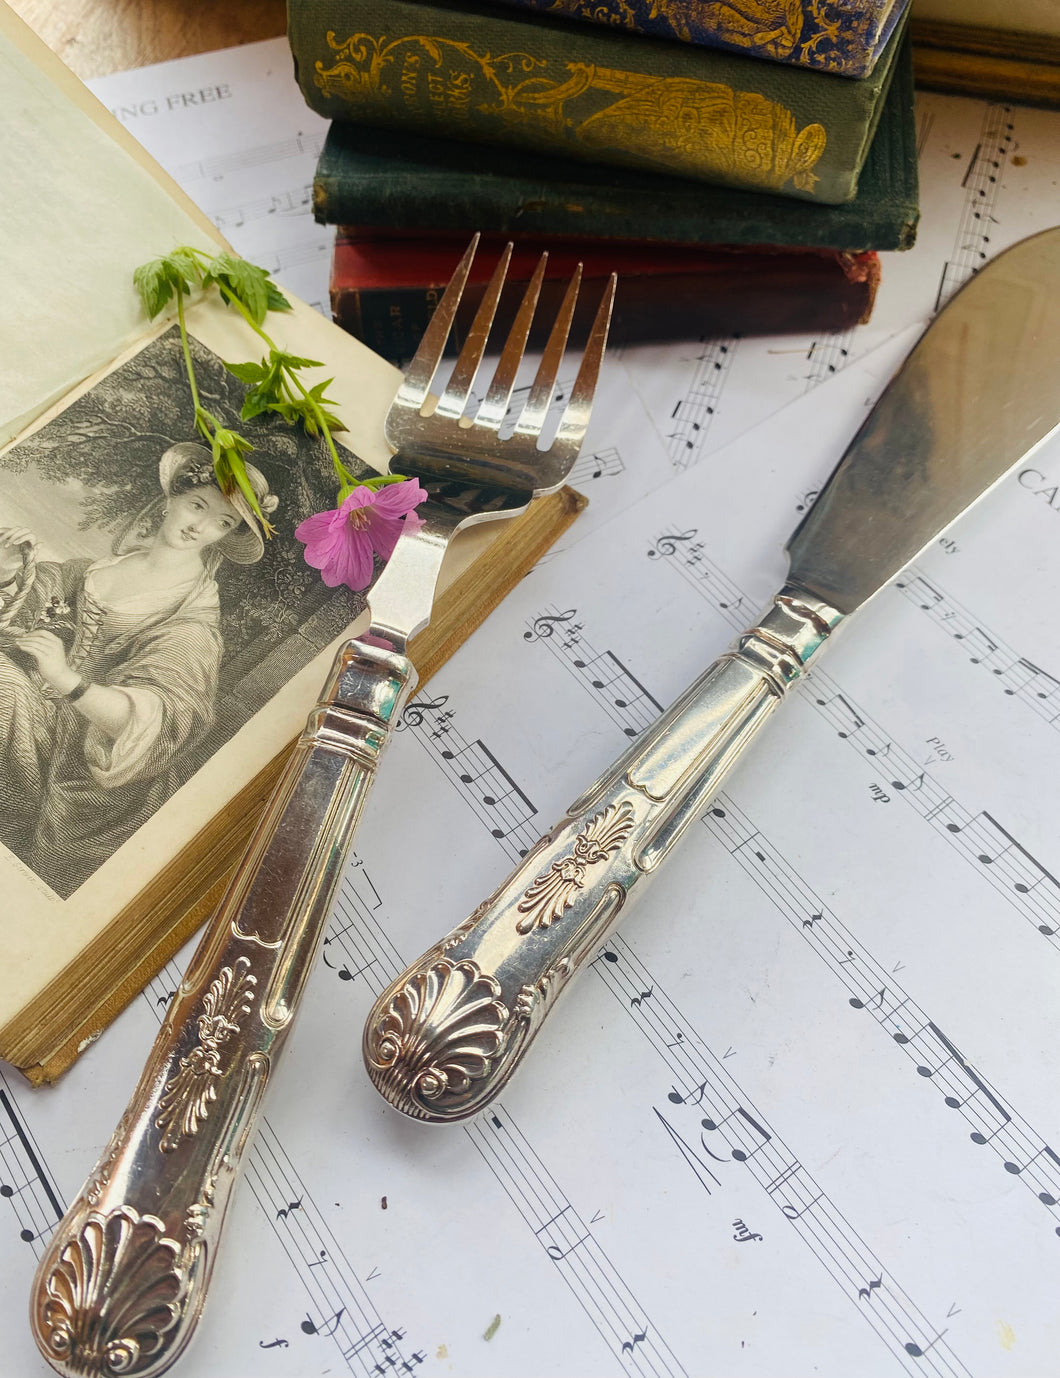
left=363, top=226, right=1060, bottom=1123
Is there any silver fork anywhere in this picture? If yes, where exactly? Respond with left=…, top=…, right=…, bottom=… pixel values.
left=30, top=236, right=615, bottom=1378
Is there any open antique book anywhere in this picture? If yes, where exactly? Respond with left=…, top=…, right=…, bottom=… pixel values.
left=0, top=7, right=581, bottom=1085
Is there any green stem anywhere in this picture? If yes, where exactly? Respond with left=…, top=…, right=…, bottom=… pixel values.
left=176, top=291, right=203, bottom=416
left=216, top=282, right=349, bottom=484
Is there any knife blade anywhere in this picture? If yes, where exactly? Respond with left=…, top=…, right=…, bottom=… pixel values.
left=363, top=227, right=1060, bottom=1123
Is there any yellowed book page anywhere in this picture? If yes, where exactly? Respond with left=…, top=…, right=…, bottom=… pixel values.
left=0, top=4, right=223, bottom=442
left=0, top=283, right=416, bottom=1028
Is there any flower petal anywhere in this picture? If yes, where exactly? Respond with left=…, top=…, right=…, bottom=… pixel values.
left=367, top=512, right=408, bottom=561
left=369, top=478, right=428, bottom=517
left=294, top=508, right=342, bottom=546
left=331, top=529, right=376, bottom=589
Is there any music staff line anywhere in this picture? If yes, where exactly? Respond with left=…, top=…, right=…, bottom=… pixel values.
left=179, top=845, right=689, bottom=1377
left=398, top=694, right=540, bottom=862
left=649, top=527, right=1060, bottom=948
left=935, top=104, right=1014, bottom=312
left=803, top=326, right=854, bottom=391
left=897, top=566, right=1060, bottom=729
left=701, top=795, right=1060, bottom=1233
left=468, top=1108, right=687, bottom=1378
left=570, top=446, right=626, bottom=487
left=211, top=181, right=313, bottom=232
left=143, top=956, right=415, bottom=1377
left=524, top=608, right=1060, bottom=1229
left=593, top=938, right=971, bottom=1378
left=332, top=871, right=687, bottom=1375
left=0, top=1072, right=65, bottom=1258
left=173, top=130, right=326, bottom=183
left=667, top=337, right=737, bottom=470
left=524, top=609, right=664, bottom=739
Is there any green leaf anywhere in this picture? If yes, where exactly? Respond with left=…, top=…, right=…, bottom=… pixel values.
left=167, top=246, right=202, bottom=286
left=133, top=249, right=201, bottom=318
left=273, top=351, right=325, bottom=371
left=240, top=391, right=273, bottom=422
left=223, top=359, right=269, bottom=385
left=316, top=406, right=347, bottom=433
left=266, top=280, right=293, bottom=312
left=265, top=401, right=304, bottom=425
left=133, top=260, right=171, bottom=318
left=204, top=251, right=270, bottom=325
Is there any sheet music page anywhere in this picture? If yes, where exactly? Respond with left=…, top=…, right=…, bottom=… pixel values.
left=1, top=37, right=1058, bottom=1378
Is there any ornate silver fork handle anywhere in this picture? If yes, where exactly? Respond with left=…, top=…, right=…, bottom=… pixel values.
left=30, top=638, right=416, bottom=1378
left=31, top=236, right=614, bottom=1378
left=363, top=586, right=843, bottom=1122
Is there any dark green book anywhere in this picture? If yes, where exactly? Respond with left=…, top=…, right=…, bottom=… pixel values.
left=312, top=35, right=919, bottom=252
left=288, top=0, right=909, bottom=204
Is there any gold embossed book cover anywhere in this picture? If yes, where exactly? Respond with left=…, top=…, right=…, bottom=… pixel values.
left=0, top=6, right=581, bottom=1084
left=288, top=0, right=909, bottom=203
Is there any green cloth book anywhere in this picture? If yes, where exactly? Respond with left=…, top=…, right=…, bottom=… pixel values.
left=312, top=35, right=919, bottom=251
left=288, top=0, right=909, bottom=204
left=486, top=0, right=910, bottom=78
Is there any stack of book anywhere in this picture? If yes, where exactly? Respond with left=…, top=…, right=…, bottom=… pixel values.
left=287, top=0, right=921, bottom=360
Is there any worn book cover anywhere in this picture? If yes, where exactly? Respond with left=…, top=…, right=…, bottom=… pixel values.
left=312, top=27, right=919, bottom=249
left=288, top=0, right=909, bottom=204
left=0, top=8, right=581, bottom=1083
left=331, top=233, right=880, bottom=361
left=487, top=0, right=911, bottom=77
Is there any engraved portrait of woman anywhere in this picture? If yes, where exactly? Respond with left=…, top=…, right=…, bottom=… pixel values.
left=0, top=442, right=281, bottom=897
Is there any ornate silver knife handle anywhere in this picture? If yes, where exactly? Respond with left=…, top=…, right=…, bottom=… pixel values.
left=363, top=585, right=844, bottom=1122
left=31, top=639, right=415, bottom=1378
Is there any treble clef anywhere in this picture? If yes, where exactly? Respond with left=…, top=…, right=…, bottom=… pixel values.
left=647, top=529, right=698, bottom=560
left=400, top=695, right=450, bottom=729
left=523, top=609, right=577, bottom=643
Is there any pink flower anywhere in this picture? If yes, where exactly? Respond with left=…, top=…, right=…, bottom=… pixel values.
left=294, top=479, right=427, bottom=590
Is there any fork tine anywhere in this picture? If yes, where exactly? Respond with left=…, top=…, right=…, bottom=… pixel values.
left=551, top=273, right=616, bottom=457
left=434, top=241, right=514, bottom=421
left=395, top=234, right=479, bottom=413
left=474, top=252, right=548, bottom=431
left=514, top=264, right=582, bottom=441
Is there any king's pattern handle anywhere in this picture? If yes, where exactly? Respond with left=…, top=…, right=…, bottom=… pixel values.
left=363, top=585, right=844, bottom=1123
left=30, top=639, right=416, bottom=1378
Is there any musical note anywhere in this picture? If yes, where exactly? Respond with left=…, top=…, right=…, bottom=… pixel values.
left=1011, top=656, right=1060, bottom=705
left=546, top=1232, right=590, bottom=1261
left=905, top=1328, right=947, bottom=1358
left=955, top=625, right=999, bottom=665
left=814, top=692, right=864, bottom=738
left=700, top=1106, right=772, bottom=1162
left=668, top=1081, right=707, bottom=1106
left=570, top=648, right=664, bottom=736
left=301, top=1308, right=345, bottom=1337
left=571, top=447, right=624, bottom=484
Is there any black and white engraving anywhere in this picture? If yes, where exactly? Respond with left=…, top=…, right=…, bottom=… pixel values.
left=0, top=328, right=373, bottom=898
